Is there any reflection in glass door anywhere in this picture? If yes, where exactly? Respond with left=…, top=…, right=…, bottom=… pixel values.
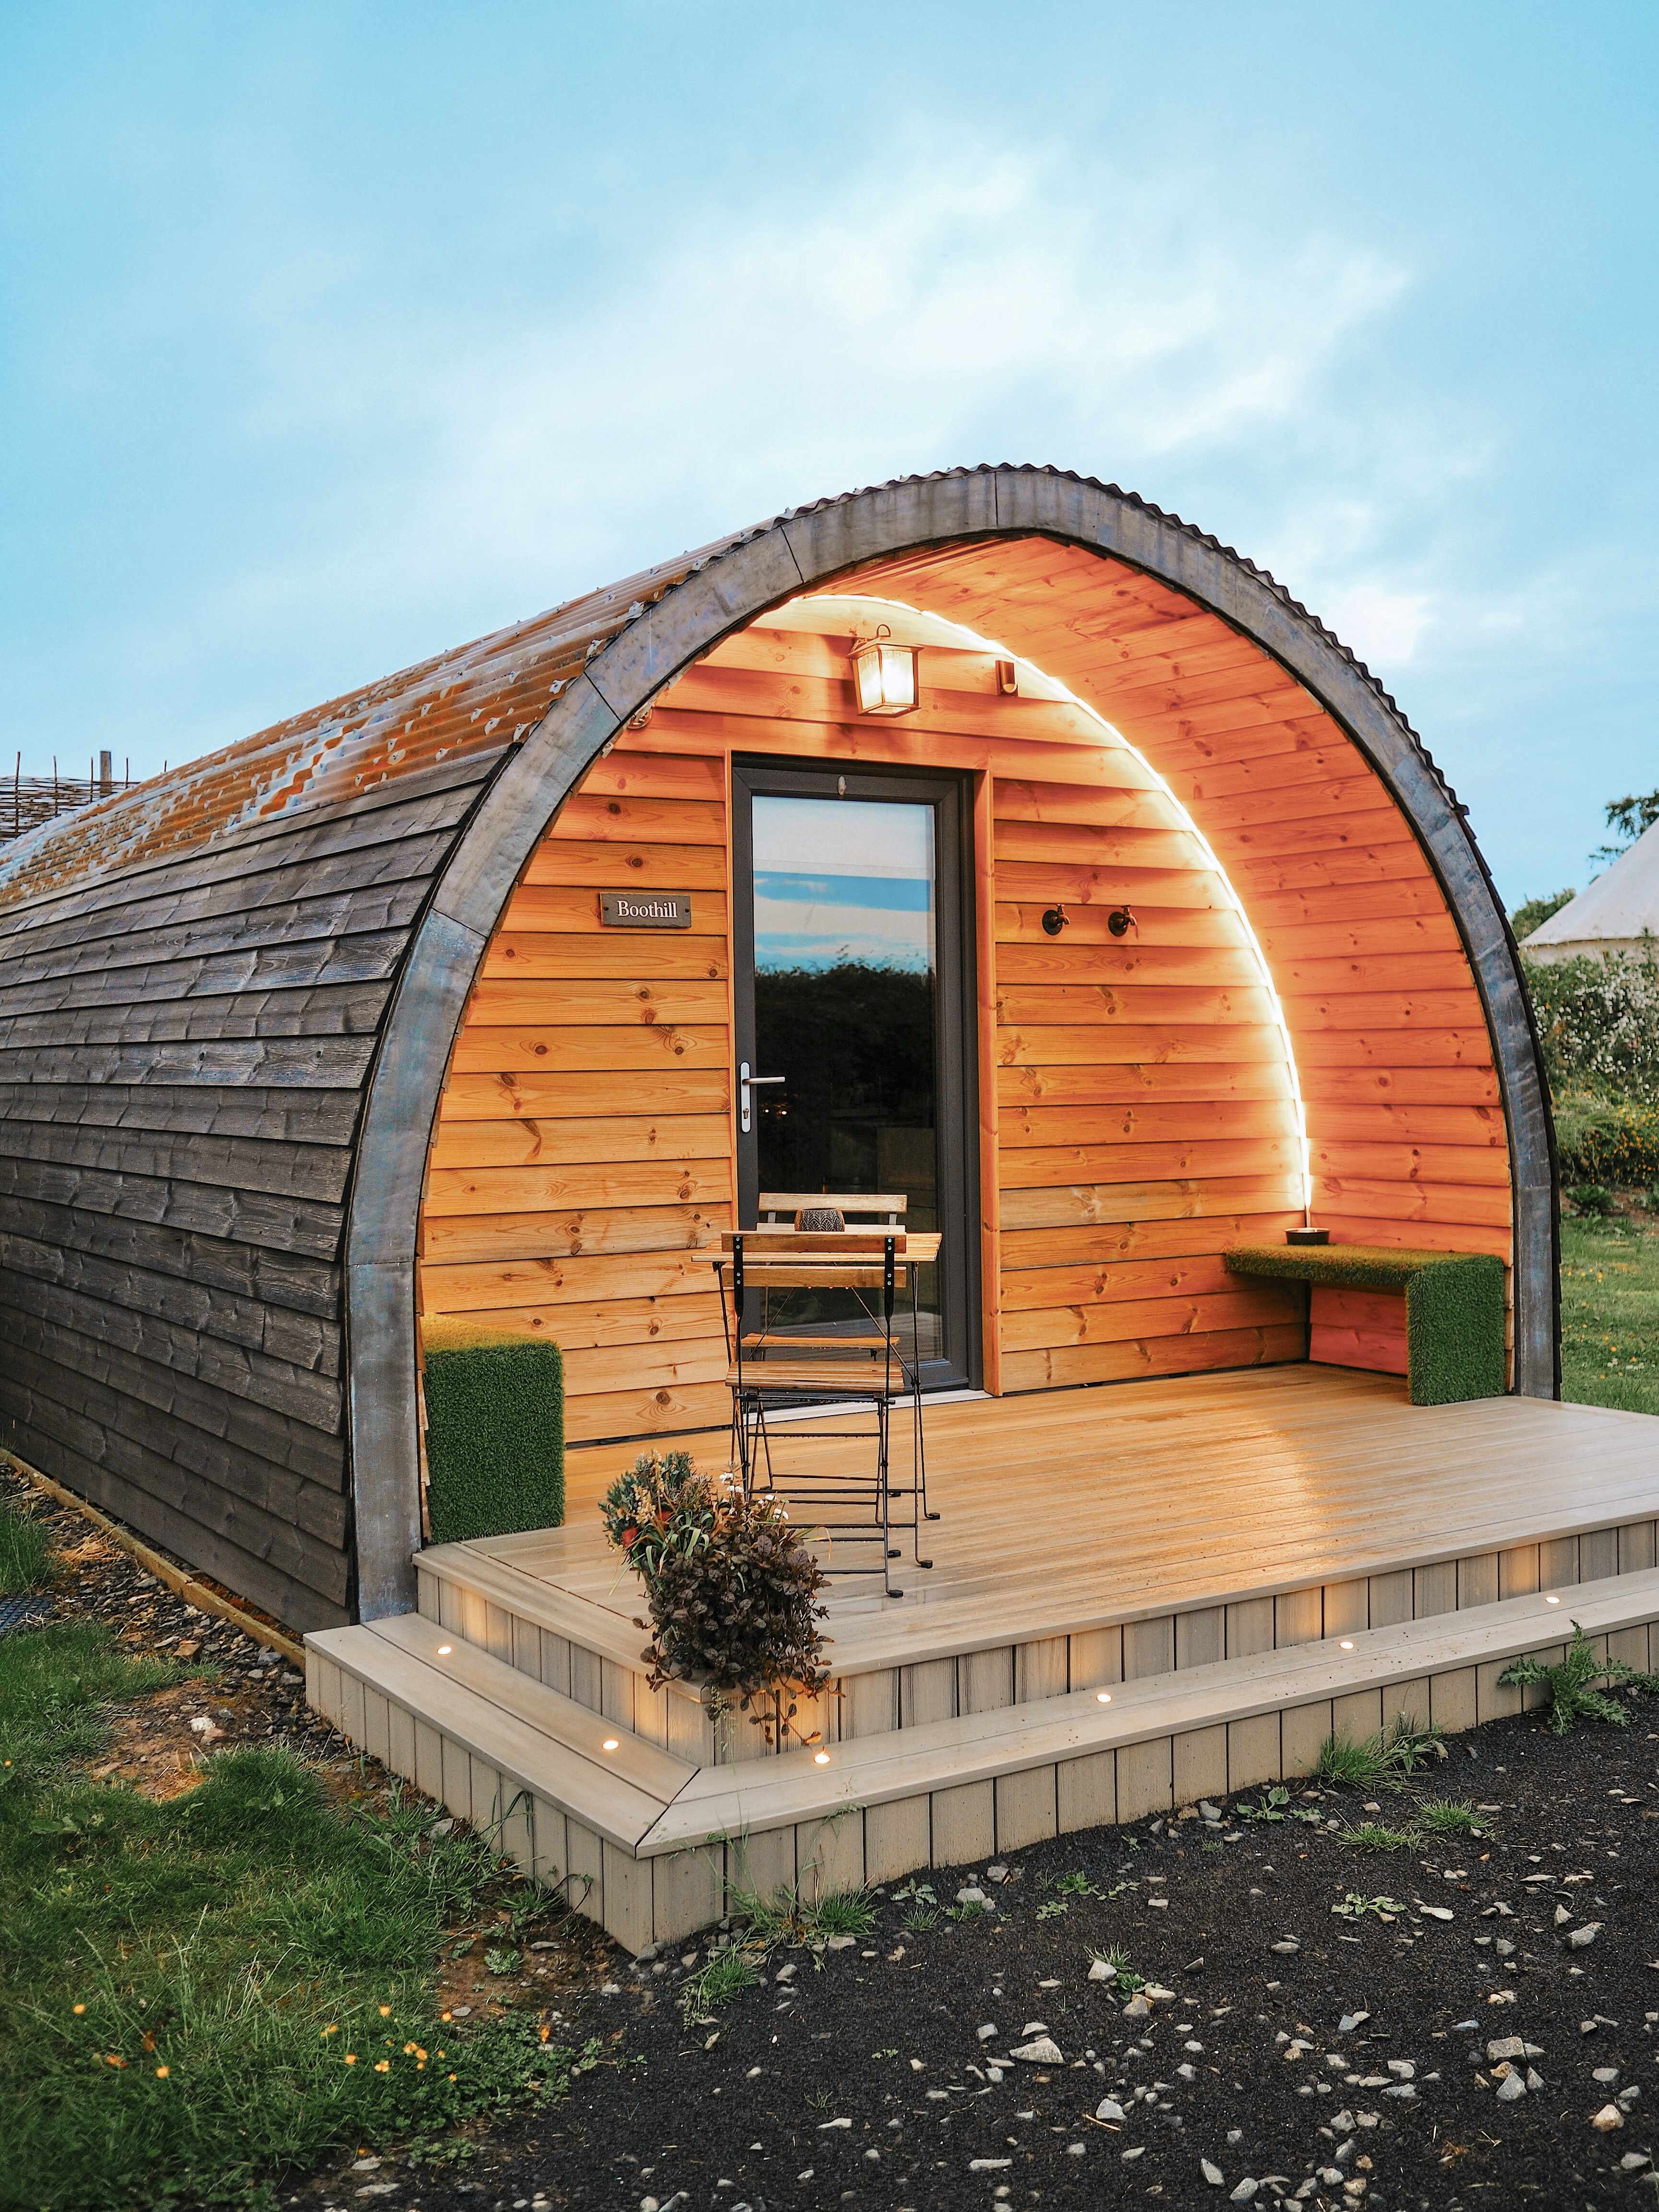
left=733, top=761, right=977, bottom=1392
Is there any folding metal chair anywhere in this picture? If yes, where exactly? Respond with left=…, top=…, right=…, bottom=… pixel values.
left=713, top=1212, right=937, bottom=1596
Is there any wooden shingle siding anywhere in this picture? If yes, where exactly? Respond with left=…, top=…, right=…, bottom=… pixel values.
left=0, top=760, right=504, bottom=1628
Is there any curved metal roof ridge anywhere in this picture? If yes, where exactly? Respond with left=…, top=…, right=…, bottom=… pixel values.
left=0, top=462, right=1462, bottom=908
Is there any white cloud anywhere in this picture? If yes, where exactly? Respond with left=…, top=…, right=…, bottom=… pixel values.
left=206, top=139, right=1421, bottom=629
left=1315, top=582, right=1435, bottom=667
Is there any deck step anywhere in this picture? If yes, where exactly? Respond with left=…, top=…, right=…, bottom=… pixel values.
left=307, top=1566, right=1659, bottom=1954
left=306, top=1615, right=693, bottom=1850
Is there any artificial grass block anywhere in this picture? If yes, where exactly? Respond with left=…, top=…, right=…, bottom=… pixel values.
left=1225, top=1243, right=1507, bottom=1406
left=421, top=1321, right=564, bottom=1543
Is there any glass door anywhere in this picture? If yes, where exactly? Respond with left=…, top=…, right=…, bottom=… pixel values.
left=732, top=759, right=978, bottom=1392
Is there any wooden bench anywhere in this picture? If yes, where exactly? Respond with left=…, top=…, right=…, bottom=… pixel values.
left=1224, top=1242, right=1506, bottom=1405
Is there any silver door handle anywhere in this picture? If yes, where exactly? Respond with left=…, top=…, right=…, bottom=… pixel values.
left=739, top=1061, right=786, bottom=1134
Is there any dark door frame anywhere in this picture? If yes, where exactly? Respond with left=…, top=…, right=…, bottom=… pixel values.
left=730, top=753, right=982, bottom=1394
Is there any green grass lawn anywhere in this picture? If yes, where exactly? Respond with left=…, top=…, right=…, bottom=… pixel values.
left=1560, top=1213, right=1659, bottom=1415
left=0, top=1507, right=599, bottom=2211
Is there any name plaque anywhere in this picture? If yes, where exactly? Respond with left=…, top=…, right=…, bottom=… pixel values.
left=600, top=890, right=693, bottom=929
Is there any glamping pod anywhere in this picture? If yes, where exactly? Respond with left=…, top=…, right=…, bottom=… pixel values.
left=8, top=466, right=1655, bottom=1947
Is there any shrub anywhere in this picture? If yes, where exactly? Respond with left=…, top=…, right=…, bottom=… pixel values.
left=1569, top=1183, right=1618, bottom=1218
left=1509, top=887, right=1575, bottom=941
left=1523, top=949, right=1659, bottom=1106
left=421, top=1324, right=564, bottom=1542
left=1552, top=1091, right=1659, bottom=1189
left=600, top=1450, right=714, bottom=1578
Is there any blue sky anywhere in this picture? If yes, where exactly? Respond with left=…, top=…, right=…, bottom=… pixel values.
left=2, top=2, right=1654, bottom=908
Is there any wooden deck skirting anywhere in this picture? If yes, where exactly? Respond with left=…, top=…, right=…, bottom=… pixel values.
left=307, top=1565, right=1659, bottom=1954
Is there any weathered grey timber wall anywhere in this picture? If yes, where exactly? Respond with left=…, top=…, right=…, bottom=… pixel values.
left=0, top=757, right=498, bottom=1629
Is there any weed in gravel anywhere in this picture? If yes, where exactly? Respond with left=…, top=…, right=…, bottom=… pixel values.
left=725, top=1877, right=877, bottom=1948
left=0, top=1498, right=56, bottom=1594
left=1330, top=1892, right=1406, bottom=1920
left=482, top=1948, right=520, bottom=1975
left=1315, top=1712, right=1446, bottom=1788
left=1416, top=1797, right=1487, bottom=1836
left=1089, top=1945, right=1145, bottom=1995
left=1053, top=1869, right=1100, bottom=1897
left=1342, top=1822, right=1419, bottom=1852
left=1499, top=1618, right=1659, bottom=1732
left=1241, top=1785, right=1293, bottom=1821
left=944, top=1899, right=991, bottom=1923
left=892, top=1876, right=940, bottom=1932
left=677, top=1948, right=764, bottom=2020
left=809, top=1887, right=879, bottom=1938
left=1035, top=1900, right=1068, bottom=1920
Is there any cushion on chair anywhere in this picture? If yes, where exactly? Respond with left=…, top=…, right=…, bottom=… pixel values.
left=794, top=1206, right=846, bottom=1232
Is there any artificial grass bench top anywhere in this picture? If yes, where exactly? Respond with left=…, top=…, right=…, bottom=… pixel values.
left=421, top=1321, right=565, bottom=1544
left=1224, top=1242, right=1507, bottom=1407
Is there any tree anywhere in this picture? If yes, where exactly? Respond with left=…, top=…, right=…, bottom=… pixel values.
left=1592, top=789, right=1659, bottom=868
left=1509, top=887, right=1575, bottom=941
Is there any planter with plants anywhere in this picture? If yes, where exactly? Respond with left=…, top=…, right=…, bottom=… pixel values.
left=600, top=1452, right=831, bottom=1752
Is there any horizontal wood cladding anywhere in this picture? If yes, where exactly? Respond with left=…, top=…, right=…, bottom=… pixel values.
left=1308, top=1284, right=1409, bottom=1379
left=836, top=550, right=1513, bottom=1277
left=422, top=580, right=1513, bottom=1449
left=0, top=763, right=497, bottom=1627
left=420, top=756, right=736, bottom=1432
left=422, top=623, right=1314, bottom=1435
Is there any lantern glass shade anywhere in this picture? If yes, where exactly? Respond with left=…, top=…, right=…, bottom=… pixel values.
left=851, top=637, right=920, bottom=716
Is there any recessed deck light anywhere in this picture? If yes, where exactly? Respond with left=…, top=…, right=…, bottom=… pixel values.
left=602, top=1738, right=620, bottom=1751
left=1096, top=1691, right=1112, bottom=1704
left=814, top=1750, right=831, bottom=1765
left=1339, top=1640, right=1355, bottom=1650
left=435, top=1643, right=452, bottom=1655
left=1545, top=1594, right=1561, bottom=1605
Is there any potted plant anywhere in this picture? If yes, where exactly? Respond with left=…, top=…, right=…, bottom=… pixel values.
left=601, top=1452, right=831, bottom=1749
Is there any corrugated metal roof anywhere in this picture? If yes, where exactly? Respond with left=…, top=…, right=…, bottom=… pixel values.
left=0, top=464, right=1459, bottom=912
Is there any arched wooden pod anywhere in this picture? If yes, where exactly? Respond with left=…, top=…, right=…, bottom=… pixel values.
left=0, top=466, right=1554, bottom=1628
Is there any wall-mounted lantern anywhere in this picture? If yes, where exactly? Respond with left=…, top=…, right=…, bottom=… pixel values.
left=850, top=625, right=921, bottom=717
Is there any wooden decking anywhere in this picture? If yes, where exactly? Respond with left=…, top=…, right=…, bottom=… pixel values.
left=311, top=1365, right=1659, bottom=1950
left=485, top=1366, right=1659, bottom=1676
